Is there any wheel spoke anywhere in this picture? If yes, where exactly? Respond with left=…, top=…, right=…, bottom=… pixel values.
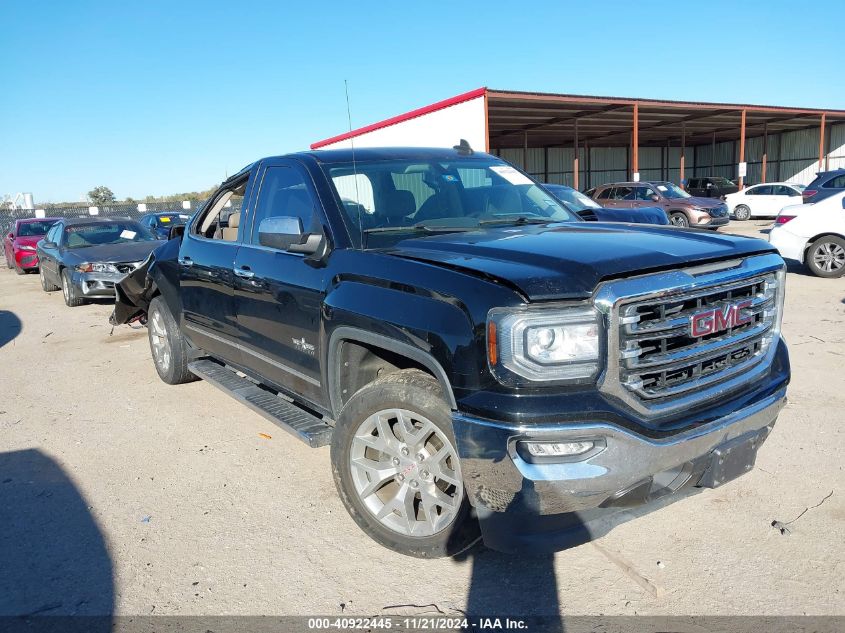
left=351, top=457, right=397, bottom=497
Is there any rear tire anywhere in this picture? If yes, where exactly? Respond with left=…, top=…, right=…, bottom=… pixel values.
left=330, top=369, right=480, bottom=558
left=806, top=236, right=845, bottom=278
left=734, top=205, right=751, bottom=221
left=669, top=212, right=689, bottom=228
left=61, top=269, right=84, bottom=306
left=148, top=296, right=197, bottom=385
left=40, top=266, right=59, bottom=291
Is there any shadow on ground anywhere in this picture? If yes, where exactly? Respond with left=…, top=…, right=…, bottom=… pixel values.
left=0, top=310, right=22, bottom=348
left=0, top=449, right=113, bottom=624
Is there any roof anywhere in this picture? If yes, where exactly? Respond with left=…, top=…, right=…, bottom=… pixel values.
left=312, top=87, right=845, bottom=151
left=59, top=216, right=136, bottom=226
left=16, top=216, right=60, bottom=223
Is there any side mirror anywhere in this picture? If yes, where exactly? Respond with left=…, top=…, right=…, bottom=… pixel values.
left=650, top=194, right=660, bottom=202
left=706, top=182, right=713, bottom=189
left=7, top=232, right=13, bottom=240
left=258, top=216, right=324, bottom=256
left=168, top=225, right=185, bottom=241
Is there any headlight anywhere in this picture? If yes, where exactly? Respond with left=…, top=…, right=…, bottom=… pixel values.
left=487, top=306, right=602, bottom=385
left=76, top=262, right=118, bottom=273
left=760, top=268, right=786, bottom=352
left=18, top=245, right=36, bottom=251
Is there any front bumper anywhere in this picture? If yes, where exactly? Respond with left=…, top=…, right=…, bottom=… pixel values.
left=694, top=215, right=730, bottom=229
left=453, top=385, right=786, bottom=553
left=70, top=270, right=126, bottom=298
left=14, top=250, right=39, bottom=269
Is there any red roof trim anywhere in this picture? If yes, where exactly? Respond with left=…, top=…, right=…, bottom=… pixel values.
left=310, top=87, right=487, bottom=149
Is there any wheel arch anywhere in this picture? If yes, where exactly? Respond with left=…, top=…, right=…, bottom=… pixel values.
left=803, top=231, right=845, bottom=259
left=327, top=326, right=457, bottom=419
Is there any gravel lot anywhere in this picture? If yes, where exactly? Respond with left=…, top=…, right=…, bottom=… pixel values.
left=1, top=220, right=843, bottom=618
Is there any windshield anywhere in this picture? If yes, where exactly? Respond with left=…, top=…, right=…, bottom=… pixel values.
left=542, top=184, right=601, bottom=211
left=322, top=158, right=579, bottom=247
left=656, top=182, right=691, bottom=199
left=16, top=220, right=57, bottom=237
left=156, top=214, right=190, bottom=226
left=64, top=221, right=156, bottom=249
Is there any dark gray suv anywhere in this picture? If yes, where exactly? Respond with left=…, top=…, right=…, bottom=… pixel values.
left=803, top=169, right=845, bottom=204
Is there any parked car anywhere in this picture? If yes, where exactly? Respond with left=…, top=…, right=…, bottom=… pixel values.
left=139, top=212, right=192, bottom=240
left=3, top=217, right=59, bottom=274
left=111, top=147, right=788, bottom=557
left=590, top=181, right=730, bottom=229
left=37, top=217, right=160, bottom=306
left=686, top=176, right=739, bottom=199
left=724, top=183, right=805, bottom=221
left=542, top=184, right=669, bottom=224
left=769, top=191, right=845, bottom=277
left=802, top=168, right=845, bottom=204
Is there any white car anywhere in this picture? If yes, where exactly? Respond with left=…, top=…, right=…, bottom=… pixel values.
left=725, top=182, right=805, bottom=221
left=769, top=191, right=845, bottom=278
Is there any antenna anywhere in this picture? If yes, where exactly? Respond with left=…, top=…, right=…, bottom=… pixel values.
left=344, top=80, right=365, bottom=248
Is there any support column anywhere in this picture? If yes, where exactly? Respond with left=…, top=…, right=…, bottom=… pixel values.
left=711, top=131, right=716, bottom=174
left=680, top=123, right=686, bottom=185
left=585, top=142, right=591, bottom=190
left=632, top=103, right=639, bottom=180
left=543, top=146, right=549, bottom=182
left=523, top=131, right=528, bottom=172
left=818, top=113, right=827, bottom=172
left=573, top=119, right=580, bottom=190
left=739, top=109, right=747, bottom=189
left=762, top=123, right=768, bottom=183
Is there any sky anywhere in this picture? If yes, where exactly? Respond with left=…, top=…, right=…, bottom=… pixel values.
left=1, top=0, right=842, bottom=203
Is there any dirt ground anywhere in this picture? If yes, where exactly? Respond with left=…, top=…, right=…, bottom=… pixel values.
left=0, top=220, right=843, bottom=618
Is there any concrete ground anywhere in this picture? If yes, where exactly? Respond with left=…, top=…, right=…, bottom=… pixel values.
left=0, top=219, right=842, bottom=617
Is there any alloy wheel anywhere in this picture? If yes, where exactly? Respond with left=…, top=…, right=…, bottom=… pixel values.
left=349, top=408, right=463, bottom=538
left=670, top=214, right=688, bottom=227
left=813, top=241, right=845, bottom=273
left=149, top=309, right=171, bottom=372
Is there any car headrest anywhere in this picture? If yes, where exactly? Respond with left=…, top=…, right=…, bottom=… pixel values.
left=227, top=211, right=241, bottom=229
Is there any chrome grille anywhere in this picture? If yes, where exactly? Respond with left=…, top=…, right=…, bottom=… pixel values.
left=595, top=253, right=785, bottom=418
left=619, top=274, right=778, bottom=401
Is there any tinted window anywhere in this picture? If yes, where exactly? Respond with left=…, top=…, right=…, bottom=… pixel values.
left=596, top=187, right=613, bottom=200
left=754, top=185, right=774, bottom=195
left=611, top=186, right=634, bottom=200
left=772, top=185, right=797, bottom=196
left=16, top=220, right=57, bottom=237
left=823, top=174, right=845, bottom=188
left=251, top=166, right=319, bottom=245
left=634, top=186, right=657, bottom=201
left=688, top=179, right=700, bottom=189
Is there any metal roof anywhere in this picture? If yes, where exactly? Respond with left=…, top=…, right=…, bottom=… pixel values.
left=312, top=87, right=845, bottom=150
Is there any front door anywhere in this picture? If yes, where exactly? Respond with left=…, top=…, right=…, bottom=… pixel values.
left=179, top=173, right=254, bottom=366
left=233, top=159, right=330, bottom=408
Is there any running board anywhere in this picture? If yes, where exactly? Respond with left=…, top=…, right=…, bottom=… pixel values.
left=188, top=359, right=332, bottom=448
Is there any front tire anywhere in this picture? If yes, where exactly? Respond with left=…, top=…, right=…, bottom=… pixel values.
left=61, top=269, right=84, bottom=306
left=40, top=266, right=59, bottom=291
left=147, top=296, right=197, bottom=384
left=669, top=212, right=689, bottom=228
left=734, top=205, right=751, bottom=221
left=330, top=369, right=480, bottom=558
left=807, top=236, right=845, bottom=278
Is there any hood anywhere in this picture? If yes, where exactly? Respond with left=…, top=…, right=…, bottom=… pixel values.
left=14, top=236, right=43, bottom=248
left=682, top=196, right=727, bottom=208
left=60, top=240, right=161, bottom=264
left=384, top=223, right=775, bottom=300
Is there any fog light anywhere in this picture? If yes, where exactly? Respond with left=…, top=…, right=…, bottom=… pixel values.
left=522, top=440, right=594, bottom=457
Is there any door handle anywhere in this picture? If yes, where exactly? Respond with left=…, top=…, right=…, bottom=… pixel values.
left=234, top=266, right=255, bottom=279
left=178, top=256, right=193, bottom=267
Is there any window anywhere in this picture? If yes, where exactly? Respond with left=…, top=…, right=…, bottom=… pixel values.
left=250, top=166, right=319, bottom=246
left=751, top=185, right=774, bottom=196
left=611, top=186, right=634, bottom=200
left=772, top=185, right=798, bottom=197
left=688, top=179, right=700, bottom=189
left=634, top=186, right=657, bottom=201
left=194, top=177, right=248, bottom=240
left=46, top=224, right=61, bottom=244
left=823, top=174, right=845, bottom=188
left=596, top=187, right=613, bottom=200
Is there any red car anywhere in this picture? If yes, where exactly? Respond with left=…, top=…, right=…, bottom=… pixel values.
left=4, top=217, right=60, bottom=274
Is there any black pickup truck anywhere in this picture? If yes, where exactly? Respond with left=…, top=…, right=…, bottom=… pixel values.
left=112, top=146, right=790, bottom=558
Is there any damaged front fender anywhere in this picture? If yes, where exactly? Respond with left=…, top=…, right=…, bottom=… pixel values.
left=110, top=237, right=182, bottom=325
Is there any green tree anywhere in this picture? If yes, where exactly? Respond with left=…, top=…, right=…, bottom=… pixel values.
left=88, top=186, right=116, bottom=206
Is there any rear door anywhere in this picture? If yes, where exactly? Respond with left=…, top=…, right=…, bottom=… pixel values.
left=771, top=184, right=803, bottom=215
left=179, top=172, right=255, bottom=365
left=629, top=184, right=659, bottom=209
left=608, top=185, right=634, bottom=208
left=233, top=158, right=330, bottom=407
left=745, top=185, right=777, bottom=216
left=39, top=223, right=63, bottom=284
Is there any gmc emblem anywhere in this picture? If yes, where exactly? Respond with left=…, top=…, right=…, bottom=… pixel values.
left=690, top=300, right=752, bottom=337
